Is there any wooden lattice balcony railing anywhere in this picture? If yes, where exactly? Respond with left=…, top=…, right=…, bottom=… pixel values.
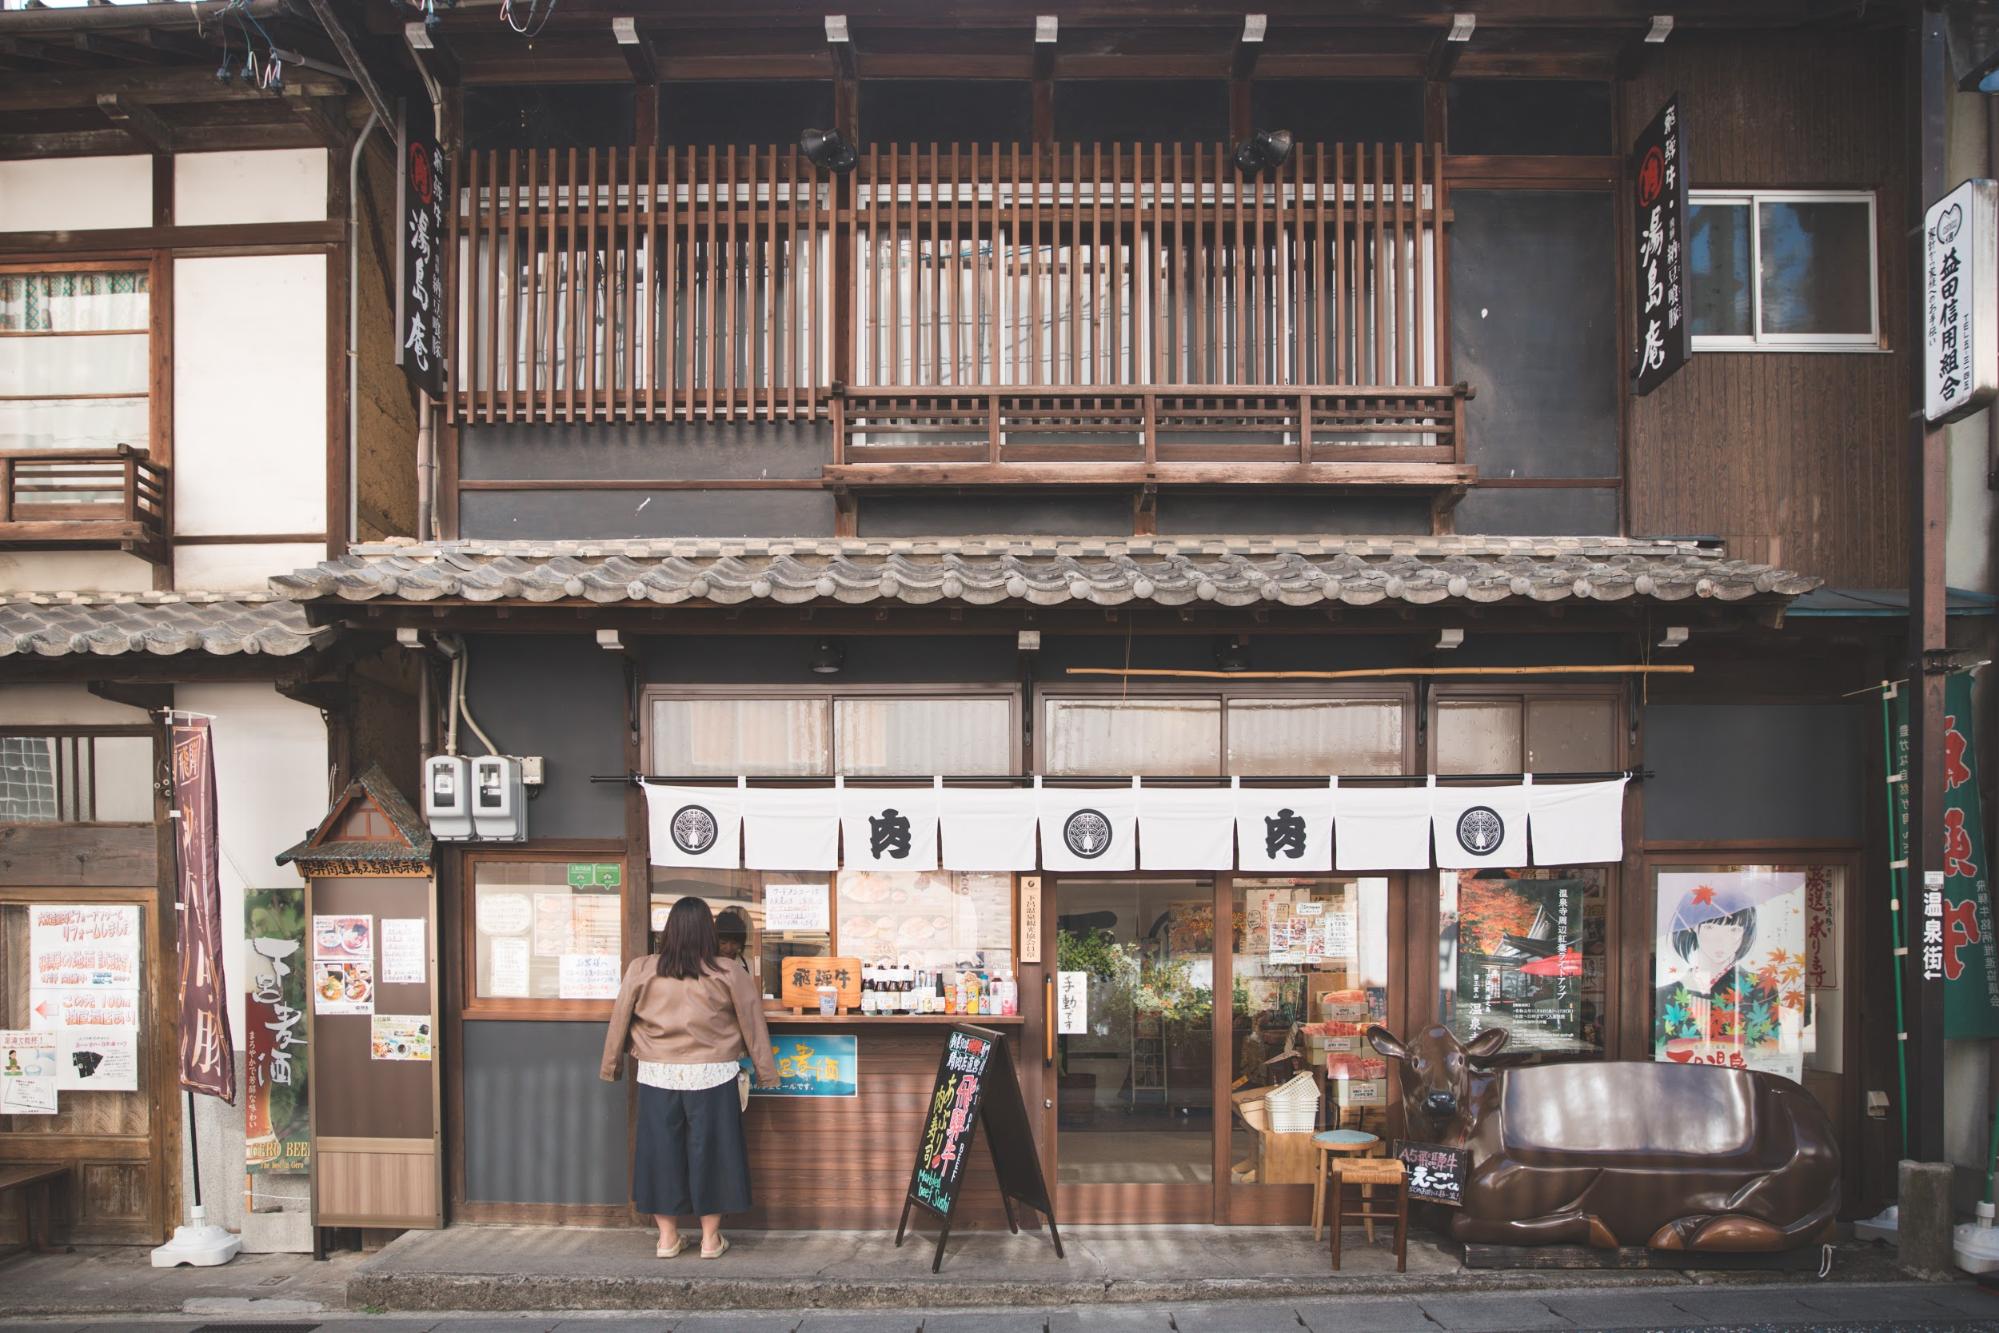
left=0, top=446, right=168, bottom=562
left=448, top=141, right=1465, bottom=485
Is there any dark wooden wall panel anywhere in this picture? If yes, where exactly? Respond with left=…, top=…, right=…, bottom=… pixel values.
left=0, top=825, right=157, bottom=888
left=1623, top=32, right=1907, bottom=587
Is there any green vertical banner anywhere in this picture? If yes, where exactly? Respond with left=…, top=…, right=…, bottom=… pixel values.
left=1896, top=673, right=1999, bottom=1037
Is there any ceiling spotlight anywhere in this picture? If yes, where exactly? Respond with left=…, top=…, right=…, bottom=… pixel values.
left=596, top=629, right=624, bottom=651
left=1436, top=627, right=1464, bottom=651
left=1232, top=128, right=1293, bottom=177
left=810, top=637, right=847, bottom=675
left=1658, top=625, right=1690, bottom=650
left=801, top=127, right=858, bottom=175
left=1214, top=635, right=1249, bottom=673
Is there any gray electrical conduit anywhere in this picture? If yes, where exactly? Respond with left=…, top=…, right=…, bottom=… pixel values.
left=347, top=108, right=381, bottom=549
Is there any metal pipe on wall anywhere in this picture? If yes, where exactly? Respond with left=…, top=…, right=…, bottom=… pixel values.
left=348, top=108, right=382, bottom=550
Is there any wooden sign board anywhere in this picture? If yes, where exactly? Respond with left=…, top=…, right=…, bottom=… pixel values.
left=1393, top=1139, right=1470, bottom=1207
left=778, top=956, right=862, bottom=1012
left=896, top=1024, right=1063, bottom=1273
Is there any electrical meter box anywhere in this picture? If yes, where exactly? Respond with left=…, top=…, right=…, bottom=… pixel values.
left=424, top=755, right=472, bottom=839
left=470, top=754, right=526, bottom=841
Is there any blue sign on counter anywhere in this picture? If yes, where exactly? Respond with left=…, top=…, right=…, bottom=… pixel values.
left=744, top=1034, right=858, bottom=1097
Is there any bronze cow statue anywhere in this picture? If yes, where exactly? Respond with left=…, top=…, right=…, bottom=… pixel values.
left=1364, top=1023, right=1839, bottom=1252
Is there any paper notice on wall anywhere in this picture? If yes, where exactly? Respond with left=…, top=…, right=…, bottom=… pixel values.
left=28, top=988, right=138, bottom=1031
left=532, top=893, right=574, bottom=956
left=311, top=915, right=373, bottom=962
left=380, top=918, right=426, bottom=985
left=311, top=961, right=375, bottom=1015
left=569, top=896, right=620, bottom=955
left=765, top=882, right=831, bottom=933
left=58, top=1027, right=138, bottom=1091
left=559, top=953, right=621, bottom=1000
left=1057, top=971, right=1088, bottom=1035
left=476, top=893, right=531, bottom=936
left=30, top=904, right=140, bottom=991
left=369, top=1014, right=433, bottom=1062
left=488, top=938, right=530, bottom=997
left=0, top=1030, right=59, bottom=1115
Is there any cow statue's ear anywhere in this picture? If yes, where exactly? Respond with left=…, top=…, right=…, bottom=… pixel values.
left=1463, top=1027, right=1511, bottom=1061
left=1364, top=1025, right=1408, bottom=1061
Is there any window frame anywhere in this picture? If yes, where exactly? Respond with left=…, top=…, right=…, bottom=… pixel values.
left=0, top=256, right=168, bottom=464
left=1426, top=685, right=1625, bottom=776
left=642, top=683, right=1024, bottom=778
left=459, top=845, right=630, bottom=1021
left=0, top=725, right=156, bottom=825
left=1686, top=189, right=1882, bottom=352
left=1035, top=682, right=1417, bottom=777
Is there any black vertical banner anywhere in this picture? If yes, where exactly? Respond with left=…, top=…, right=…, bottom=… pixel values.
left=396, top=101, right=448, bottom=399
left=1632, top=94, right=1690, bottom=396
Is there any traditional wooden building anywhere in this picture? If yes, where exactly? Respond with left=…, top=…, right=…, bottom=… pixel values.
left=3, top=0, right=1987, bottom=1248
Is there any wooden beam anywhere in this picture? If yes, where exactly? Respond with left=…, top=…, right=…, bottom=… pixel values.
left=0, top=65, right=345, bottom=111
left=1425, top=29, right=1465, bottom=79
left=0, top=35, right=93, bottom=69
left=1232, top=13, right=1265, bottom=80
left=0, top=220, right=342, bottom=253
left=289, top=93, right=353, bottom=150
left=72, top=31, right=171, bottom=65
left=617, top=25, right=658, bottom=83
left=87, top=680, right=173, bottom=713
left=96, top=92, right=176, bottom=154
left=821, top=462, right=1478, bottom=487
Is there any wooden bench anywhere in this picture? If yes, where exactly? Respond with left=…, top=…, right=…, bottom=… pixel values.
left=0, top=1164, right=72, bottom=1255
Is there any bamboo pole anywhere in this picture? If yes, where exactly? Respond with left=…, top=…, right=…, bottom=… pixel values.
left=1065, top=664, right=1695, bottom=681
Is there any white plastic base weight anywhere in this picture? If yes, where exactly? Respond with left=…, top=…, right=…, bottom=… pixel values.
left=150, top=1205, right=242, bottom=1268
left=1957, top=1201, right=1999, bottom=1276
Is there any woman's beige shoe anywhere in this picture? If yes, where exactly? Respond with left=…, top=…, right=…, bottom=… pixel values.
left=656, top=1237, right=685, bottom=1258
left=700, top=1236, right=730, bottom=1260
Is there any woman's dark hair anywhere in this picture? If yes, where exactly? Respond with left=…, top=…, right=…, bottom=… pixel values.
left=715, top=907, right=750, bottom=944
left=656, top=896, right=724, bottom=980
left=1671, top=905, right=1757, bottom=966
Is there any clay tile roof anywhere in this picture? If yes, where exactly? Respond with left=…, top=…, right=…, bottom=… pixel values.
left=0, top=592, right=332, bottom=659
left=270, top=535, right=1821, bottom=610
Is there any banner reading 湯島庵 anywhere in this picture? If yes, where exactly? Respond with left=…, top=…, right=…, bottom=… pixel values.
left=1893, top=672, right=1999, bottom=1038
left=172, top=718, right=236, bottom=1103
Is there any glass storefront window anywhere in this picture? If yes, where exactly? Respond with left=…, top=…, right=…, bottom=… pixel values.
left=1438, top=867, right=1607, bottom=1059
left=1054, top=878, right=1214, bottom=1185
left=1226, top=699, right=1405, bottom=775
left=650, top=694, right=1015, bottom=777
left=1648, top=864, right=1843, bottom=1080
left=1435, top=694, right=1618, bottom=774
left=1044, top=698, right=1222, bottom=775
left=832, top=698, right=1013, bottom=775
left=469, top=859, right=623, bottom=1004
left=652, top=698, right=831, bottom=776
left=1230, top=877, right=1391, bottom=1183
left=648, top=867, right=831, bottom=1000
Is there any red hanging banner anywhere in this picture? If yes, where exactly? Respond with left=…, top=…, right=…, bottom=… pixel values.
left=172, top=718, right=237, bottom=1103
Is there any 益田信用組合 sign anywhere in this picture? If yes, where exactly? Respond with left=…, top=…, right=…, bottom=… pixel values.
left=1925, top=179, right=1999, bottom=425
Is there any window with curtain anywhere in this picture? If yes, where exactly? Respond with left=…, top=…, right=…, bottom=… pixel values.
left=0, top=733, right=152, bottom=823
left=649, top=693, right=1014, bottom=776
left=1433, top=692, right=1619, bottom=774
left=0, top=267, right=152, bottom=453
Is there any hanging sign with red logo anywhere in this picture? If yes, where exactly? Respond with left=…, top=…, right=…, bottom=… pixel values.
left=1631, top=95, right=1691, bottom=397
left=396, top=100, right=448, bottom=399
left=1894, top=671, right=1999, bottom=1037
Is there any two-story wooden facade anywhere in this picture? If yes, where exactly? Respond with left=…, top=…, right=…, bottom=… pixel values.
left=3, top=0, right=1973, bottom=1247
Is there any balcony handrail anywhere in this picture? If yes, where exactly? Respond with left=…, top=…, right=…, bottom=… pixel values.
left=0, top=445, right=169, bottom=562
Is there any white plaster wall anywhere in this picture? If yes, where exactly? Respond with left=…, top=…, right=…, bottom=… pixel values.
left=0, top=156, right=150, bottom=232
left=173, top=149, right=329, bottom=227
left=0, top=550, right=153, bottom=595
left=0, top=682, right=147, bottom=726
left=171, top=255, right=327, bottom=547
left=174, top=543, right=327, bottom=594
left=175, top=683, right=329, bottom=1049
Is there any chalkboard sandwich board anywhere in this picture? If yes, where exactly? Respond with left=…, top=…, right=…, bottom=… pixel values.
left=1393, top=1139, right=1470, bottom=1207
left=895, top=1023, right=1063, bottom=1273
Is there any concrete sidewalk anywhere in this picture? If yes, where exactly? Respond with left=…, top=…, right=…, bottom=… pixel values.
left=0, top=1228, right=1973, bottom=1323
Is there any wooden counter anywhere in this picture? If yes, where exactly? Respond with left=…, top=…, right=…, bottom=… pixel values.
left=765, top=1012, right=1026, bottom=1027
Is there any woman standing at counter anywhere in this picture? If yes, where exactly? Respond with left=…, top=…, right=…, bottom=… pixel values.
left=602, top=896, right=779, bottom=1260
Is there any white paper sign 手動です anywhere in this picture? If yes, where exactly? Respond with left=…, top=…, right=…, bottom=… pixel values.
left=765, top=882, right=831, bottom=933
left=1057, top=971, right=1088, bottom=1035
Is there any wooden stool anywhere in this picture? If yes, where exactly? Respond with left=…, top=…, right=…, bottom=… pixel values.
left=1309, top=1128, right=1380, bottom=1242
left=1328, top=1157, right=1407, bottom=1272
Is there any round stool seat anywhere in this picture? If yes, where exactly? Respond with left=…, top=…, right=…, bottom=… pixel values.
left=1313, top=1129, right=1378, bottom=1149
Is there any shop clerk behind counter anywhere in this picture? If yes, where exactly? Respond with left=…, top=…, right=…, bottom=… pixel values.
left=602, top=897, right=779, bottom=1261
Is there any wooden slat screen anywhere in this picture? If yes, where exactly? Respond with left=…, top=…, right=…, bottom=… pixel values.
left=448, top=143, right=1448, bottom=426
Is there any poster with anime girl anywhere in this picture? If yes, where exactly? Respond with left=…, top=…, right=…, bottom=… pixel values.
left=1654, top=870, right=1808, bottom=1083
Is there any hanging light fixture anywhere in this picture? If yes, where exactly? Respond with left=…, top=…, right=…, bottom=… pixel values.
left=1232, top=128, right=1294, bottom=177
left=809, top=637, right=847, bottom=674
left=1214, top=635, right=1250, bottom=673
left=800, top=128, right=858, bottom=175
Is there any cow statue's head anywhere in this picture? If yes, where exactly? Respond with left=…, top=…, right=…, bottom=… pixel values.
left=1365, top=1023, right=1509, bottom=1141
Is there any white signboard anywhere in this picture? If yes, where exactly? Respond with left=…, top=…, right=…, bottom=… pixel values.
left=0, top=1031, right=59, bottom=1115
left=558, top=953, right=621, bottom=1000
left=58, top=1027, right=139, bottom=1091
left=1057, top=971, right=1088, bottom=1035
left=380, top=918, right=427, bottom=986
left=1925, top=179, right=1999, bottom=424
left=764, top=882, right=831, bottom=933
left=30, top=905, right=140, bottom=991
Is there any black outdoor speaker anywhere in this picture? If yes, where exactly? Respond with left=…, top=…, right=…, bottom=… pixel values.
left=1232, top=128, right=1294, bottom=176
left=800, top=128, right=858, bottom=174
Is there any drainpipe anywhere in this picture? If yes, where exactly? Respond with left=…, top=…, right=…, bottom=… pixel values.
left=347, top=109, right=382, bottom=549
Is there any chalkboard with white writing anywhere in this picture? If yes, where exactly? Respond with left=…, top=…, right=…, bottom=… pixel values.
left=896, top=1024, right=1062, bottom=1272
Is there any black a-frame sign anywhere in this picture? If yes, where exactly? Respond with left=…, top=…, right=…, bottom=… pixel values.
left=895, top=1023, right=1063, bottom=1273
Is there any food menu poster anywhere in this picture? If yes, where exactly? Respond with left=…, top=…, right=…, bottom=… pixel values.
left=477, top=885, right=620, bottom=1000
left=838, top=871, right=1012, bottom=972
left=370, top=1014, right=433, bottom=1062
